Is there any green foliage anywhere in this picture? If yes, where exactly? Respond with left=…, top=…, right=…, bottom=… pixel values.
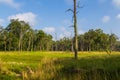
left=0, top=20, right=119, bottom=51
left=0, top=19, right=53, bottom=51
left=78, top=29, right=118, bottom=51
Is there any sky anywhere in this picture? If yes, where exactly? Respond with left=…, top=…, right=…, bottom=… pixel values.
left=0, top=0, right=120, bottom=40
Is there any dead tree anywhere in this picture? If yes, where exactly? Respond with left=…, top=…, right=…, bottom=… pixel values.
left=67, top=0, right=82, bottom=59
left=73, top=0, right=78, bottom=59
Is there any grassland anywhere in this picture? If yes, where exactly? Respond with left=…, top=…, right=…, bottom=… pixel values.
left=0, top=51, right=120, bottom=80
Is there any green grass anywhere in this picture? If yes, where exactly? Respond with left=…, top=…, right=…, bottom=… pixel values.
left=0, top=51, right=120, bottom=80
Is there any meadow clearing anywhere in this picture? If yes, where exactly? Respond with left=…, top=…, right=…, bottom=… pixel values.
left=0, top=51, right=120, bottom=80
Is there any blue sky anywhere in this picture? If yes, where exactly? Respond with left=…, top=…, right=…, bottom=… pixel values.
left=0, top=0, right=120, bottom=39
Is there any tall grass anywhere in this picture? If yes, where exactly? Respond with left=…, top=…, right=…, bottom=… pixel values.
left=0, top=59, right=17, bottom=80
left=0, top=51, right=120, bottom=80
left=21, top=58, right=62, bottom=80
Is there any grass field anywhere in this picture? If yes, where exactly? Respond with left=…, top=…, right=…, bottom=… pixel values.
left=0, top=51, right=120, bottom=80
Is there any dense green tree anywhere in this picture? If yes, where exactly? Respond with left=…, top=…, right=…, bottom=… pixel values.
left=22, top=29, right=35, bottom=51
left=6, top=19, right=31, bottom=51
left=55, top=37, right=72, bottom=51
left=0, top=27, right=6, bottom=51
left=0, top=20, right=119, bottom=52
left=78, top=29, right=118, bottom=52
left=34, top=30, right=52, bottom=51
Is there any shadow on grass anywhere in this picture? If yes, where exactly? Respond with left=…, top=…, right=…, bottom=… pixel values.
left=56, top=55, right=120, bottom=80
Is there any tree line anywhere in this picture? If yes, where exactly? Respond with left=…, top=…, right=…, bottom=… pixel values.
left=0, top=19, right=52, bottom=51
left=0, top=19, right=120, bottom=52
left=54, top=29, right=120, bottom=52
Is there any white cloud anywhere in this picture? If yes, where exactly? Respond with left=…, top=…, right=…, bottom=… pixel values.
left=59, top=27, right=71, bottom=39
left=117, top=14, right=120, bottom=19
left=43, top=27, right=55, bottom=34
left=112, top=0, right=120, bottom=8
left=102, top=16, right=110, bottom=23
left=0, top=19, right=4, bottom=25
left=78, top=30, right=84, bottom=34
left=59, top=32, right=71, bottom=39
left=0, top=0, right=20, bottom=8
left=8, top=12, right=37, bottom=26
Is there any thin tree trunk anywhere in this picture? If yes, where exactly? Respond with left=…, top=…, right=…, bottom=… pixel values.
left=4, top=41, right=6, bottom=52
left=27, top=37, right=31, bottom=51
left=4, top=35, right=7, bottom=52
left=73, top=0, right=78, bottom=59
left=19, top=32, right=22, bottom=52
left=31, top=36, right=34, bottom=51
left=8, top=39, right=11, bottom=51
left=18, top=40, right=20, bottom=52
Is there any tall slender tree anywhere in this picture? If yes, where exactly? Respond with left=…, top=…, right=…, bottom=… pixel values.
left=67, top=0, right=79, bottom=59
left=73, top=0, right=78, bottom=59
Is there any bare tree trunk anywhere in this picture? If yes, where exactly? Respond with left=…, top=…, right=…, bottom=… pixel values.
left=4, top=40, right=6, bottom=52
left=4, top=35, right=7, bottom=52
left=31, top=36, right=34, bottom=51
left=73, top=0, right=78, bottom=59
left=27, top=36, right=31, bottom=51
left=19, top=29, right=22, bottom=52
left=8, top=39, right=11, bottom=51
left=18, top=35, right=21, bottom=52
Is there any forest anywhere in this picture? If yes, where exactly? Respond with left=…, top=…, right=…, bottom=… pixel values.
left=0, top=19, right=120, bottom=52
left=1, top=0, right=120, bottom=80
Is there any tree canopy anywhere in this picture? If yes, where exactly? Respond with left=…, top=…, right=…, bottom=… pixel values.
left=0, top=19, right=119, bottom=52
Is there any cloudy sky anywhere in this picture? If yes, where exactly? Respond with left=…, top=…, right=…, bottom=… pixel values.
left=0, top=0, right=120, bottom=39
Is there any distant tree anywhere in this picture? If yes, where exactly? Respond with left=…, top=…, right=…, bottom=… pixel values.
left=77, top=29, right=118, bottom=52
left=45, top=34, right=53, bottom=51
left=6, top=19, right=31, bottom=52
left=34, top=30, right=52, bottom=51
left=0, top=26, right=6, bottom=51
left=56, top=37, right=72, bottom=51
left=114, top=41, right=120, bottom=51
left=22, top=29, right=35, bottom=51
left=3, top=30, right=8, bottom=51
left=78, top=34, right=84, bottom=51
left=0, top=26, right=4, bottom=50
left=109, top=33, right=118, bottom=52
